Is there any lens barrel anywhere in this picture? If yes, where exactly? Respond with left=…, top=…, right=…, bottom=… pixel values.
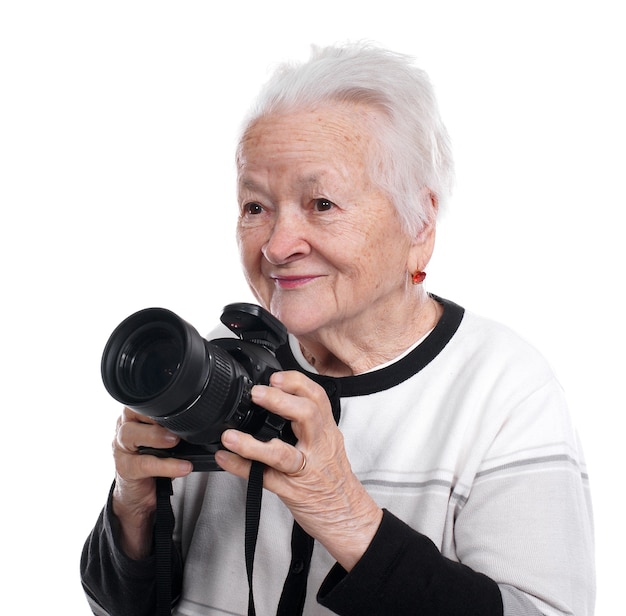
left=101, top=308, right=251, bottom=446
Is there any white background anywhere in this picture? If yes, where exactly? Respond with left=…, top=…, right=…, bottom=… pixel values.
left=1, top=1, right=623, bottom=613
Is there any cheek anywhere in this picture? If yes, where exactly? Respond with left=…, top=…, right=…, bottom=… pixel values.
left=237, top=229, right=274, bottom=307
left=237, top=227, right=263, bottom=268
left=357, top=227, right=411, bottom=283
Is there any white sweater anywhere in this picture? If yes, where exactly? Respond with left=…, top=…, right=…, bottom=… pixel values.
left=168, top=298, right=594, bottom=616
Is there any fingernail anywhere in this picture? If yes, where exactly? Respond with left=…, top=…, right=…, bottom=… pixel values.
left=251, top=385, right=265, bottom=401
left=178, top=460, right=193, bottom=474
left=222, top=430, right=238, bottom=447
left=214, top=449, right=227, bottom=466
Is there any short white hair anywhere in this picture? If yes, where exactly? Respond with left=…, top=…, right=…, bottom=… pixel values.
left=238, top=42, right=454, bottom=235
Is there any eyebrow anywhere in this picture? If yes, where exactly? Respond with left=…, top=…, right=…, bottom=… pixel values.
left=238, top=177, right=261, bottom=191
left=299, top=174, right=326, bottom=188
left=239, top=172, right=328, bottom=191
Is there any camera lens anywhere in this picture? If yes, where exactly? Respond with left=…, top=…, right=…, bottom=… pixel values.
left=101, top=308, right=213, bottom=419
left=101, top=307, right=257, bottom=446
left=102, top=303, right=291, bottom=453
left=116, top=323, right=183, bottom=399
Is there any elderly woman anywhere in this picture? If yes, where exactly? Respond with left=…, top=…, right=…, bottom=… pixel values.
left=81, top=43, right=594, bottom=615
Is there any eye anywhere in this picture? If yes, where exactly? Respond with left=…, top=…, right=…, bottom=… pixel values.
left=242, top=202, right=264, bottom=215
left=313, top=198, right=334, bottom=212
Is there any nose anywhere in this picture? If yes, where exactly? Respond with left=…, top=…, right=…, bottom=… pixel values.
left=262, top=209, right=311, bottom=265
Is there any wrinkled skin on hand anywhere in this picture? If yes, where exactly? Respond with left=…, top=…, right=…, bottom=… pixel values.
left=112, top=408, right=193, bottom=559
left=215, top=370, right=383, bottom=571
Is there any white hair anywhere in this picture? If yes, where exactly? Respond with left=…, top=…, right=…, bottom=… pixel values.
left=237, top=42, right=455, bottom=235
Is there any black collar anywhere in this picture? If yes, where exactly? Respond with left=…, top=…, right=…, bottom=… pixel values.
left=275, top=295, right=464, bottom=398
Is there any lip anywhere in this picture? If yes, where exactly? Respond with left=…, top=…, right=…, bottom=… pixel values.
left=270, top=274, right=321, bottom=289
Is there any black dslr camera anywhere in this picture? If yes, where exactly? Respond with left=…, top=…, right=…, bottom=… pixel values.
left=101, top=303, right=289, bottom=471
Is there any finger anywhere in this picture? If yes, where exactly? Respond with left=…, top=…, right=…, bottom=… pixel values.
left=284, top=450, right=307, bottom=477
left=115, top=447, right=193, bottom=480
left=213, top=448, right=251, bottom=478
left=120, top=406, right=162, bottom=425
left=251, top=373, right=331, bottom=425
left=115, top=417, right=180, bottom=453
left=215, top=446, right=307, bottom=480
left=220, top=430, right=306, bottom=476
left=113, top=407, right=191, bottom=480
left=269, top=371, right=332, bottom=416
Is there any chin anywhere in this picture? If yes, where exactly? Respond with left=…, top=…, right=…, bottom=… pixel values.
left=268, top=297, right=326, bottom=337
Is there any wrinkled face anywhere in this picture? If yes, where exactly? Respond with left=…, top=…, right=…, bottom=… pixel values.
left=236, top=104, right=418, bottom=339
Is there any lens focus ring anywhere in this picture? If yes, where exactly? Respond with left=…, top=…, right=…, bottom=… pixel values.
left=157, top=344, right=243, bottom=444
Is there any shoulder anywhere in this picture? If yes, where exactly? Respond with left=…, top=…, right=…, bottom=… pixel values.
left=450, top=306, right=557, bottom=380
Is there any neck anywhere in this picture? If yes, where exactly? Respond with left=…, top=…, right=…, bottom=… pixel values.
left=297, top=291, right=442, bottom=377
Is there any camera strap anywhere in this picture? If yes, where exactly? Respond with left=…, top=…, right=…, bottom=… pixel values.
left=151, top=465, right=267, bottom=616
left=245, top=462, right=316, bottom=616
left=246, top=378, right=341, bottom=616
left=154, top=476, right=175, bottom=616
left=245, top=459, right=265, bottom=616
left=153, top=378, right=341, bottom=616
left=153, top=461, right=318, bottom=616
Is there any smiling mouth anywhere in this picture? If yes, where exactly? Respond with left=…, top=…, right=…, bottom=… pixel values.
left=271, top=275, right=320, bottom=289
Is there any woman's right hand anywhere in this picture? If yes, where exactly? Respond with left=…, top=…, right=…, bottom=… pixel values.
left=111, top=407, right=193, bottom=559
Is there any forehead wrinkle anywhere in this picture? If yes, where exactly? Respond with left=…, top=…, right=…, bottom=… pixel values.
left=239, top=169, right=336, bottom=196
left=293, top=170, right=351, bottom=200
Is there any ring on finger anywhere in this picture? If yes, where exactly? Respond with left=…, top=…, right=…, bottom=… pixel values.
left=285, top=452, right=307, bottom=477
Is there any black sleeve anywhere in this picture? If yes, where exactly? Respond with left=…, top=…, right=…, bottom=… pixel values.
left=317, top=509, right=503, bottom=616
left=80, top=483, right=183, bottom=616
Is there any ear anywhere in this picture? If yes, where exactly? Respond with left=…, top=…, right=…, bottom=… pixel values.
left=406, top=189, right=438, bottom=273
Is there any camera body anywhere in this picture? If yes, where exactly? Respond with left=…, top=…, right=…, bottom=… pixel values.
left=101, top=303, right=289, bottom=471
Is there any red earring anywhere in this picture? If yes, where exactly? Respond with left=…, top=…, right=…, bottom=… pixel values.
left=411, top=270, right=426, bottom=285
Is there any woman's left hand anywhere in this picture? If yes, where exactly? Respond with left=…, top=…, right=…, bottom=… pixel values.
left=214, top=370, right=383, bottom=571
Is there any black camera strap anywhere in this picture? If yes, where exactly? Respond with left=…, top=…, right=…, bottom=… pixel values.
left=153, top=472, right=320, bottom=616
left=245, top=463, right=316, bottom=616
left=154, top=476, right=175, bottom=616
left=153, top=378, right=341, bottom=616
left=245, top=459, right=265, bottom=616
left=151, top=465, right=270, bottom=616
